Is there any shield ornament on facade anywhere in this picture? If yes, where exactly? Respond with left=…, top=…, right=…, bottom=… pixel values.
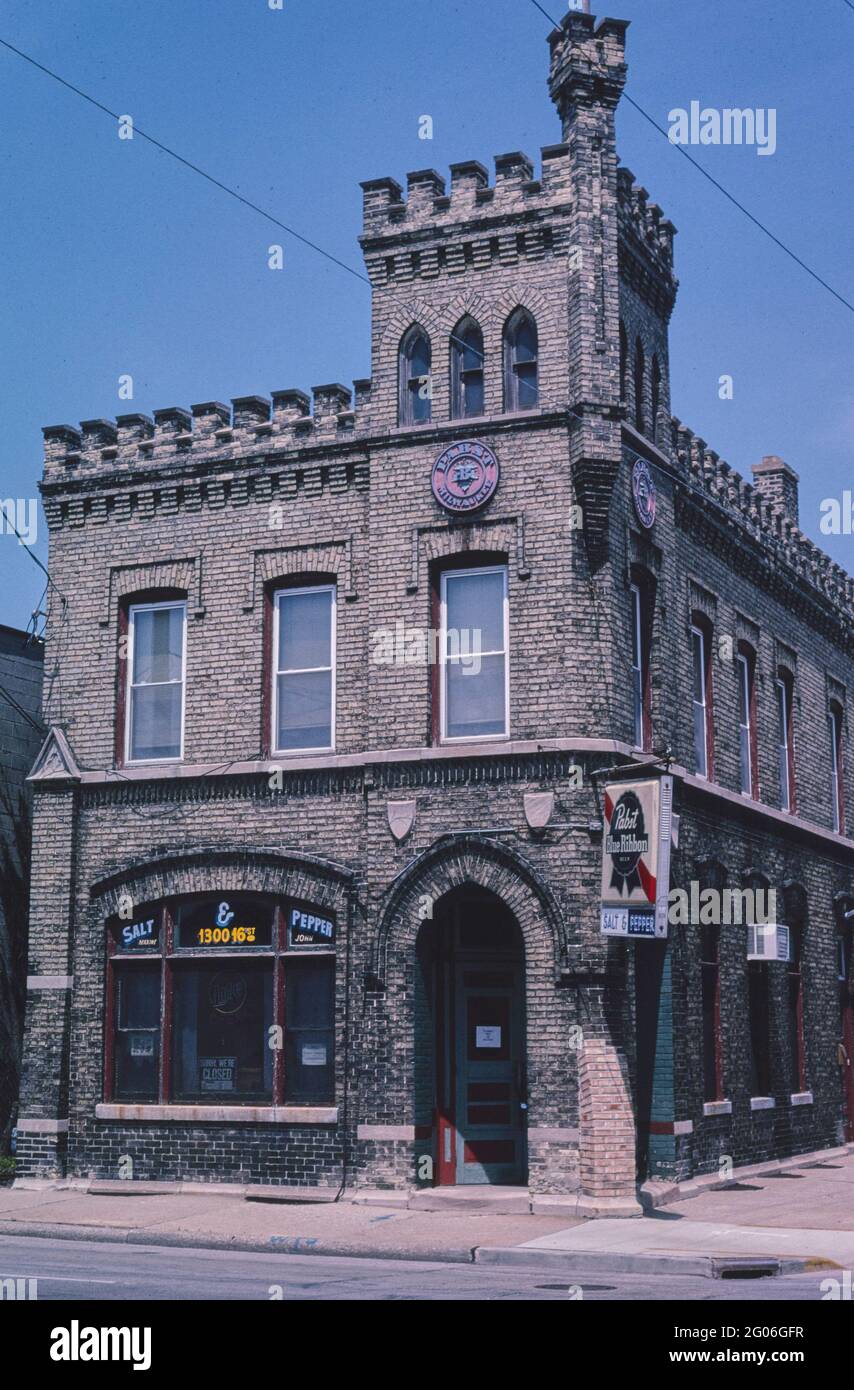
left=524, top=791, right=554, bottom=830
left=387, top=799, right=416, bottom=841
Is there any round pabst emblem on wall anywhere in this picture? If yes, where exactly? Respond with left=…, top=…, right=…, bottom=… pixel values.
left=632, top=457, right=657, bottom=530
left=431, top=440, right=499, bottom=514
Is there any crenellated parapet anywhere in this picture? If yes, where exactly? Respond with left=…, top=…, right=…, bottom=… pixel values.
left=359, top=146, right=577, bottom=288
left=670, top=416, right=854, bottom=623
left=617, top=165, right=678, bottom=314
left=41, top=379, right=372, bottom=479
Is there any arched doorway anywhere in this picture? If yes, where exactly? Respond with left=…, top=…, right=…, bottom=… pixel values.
left=416, top=886, right=527, bottom=1186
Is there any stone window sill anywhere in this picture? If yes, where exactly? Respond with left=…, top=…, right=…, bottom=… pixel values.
left=95, top=1104, right=338, bottom=1125
left=790, top=1091, right=814, bottom=1107
left=703, top=1099, right=733, bottom=1117
left=750, top=1096, right=776, bottom=1111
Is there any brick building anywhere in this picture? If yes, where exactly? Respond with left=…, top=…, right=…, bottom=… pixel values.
left=0, top=623, right=44, bottom=1144
left=15, top=9, right=854, bottom=1207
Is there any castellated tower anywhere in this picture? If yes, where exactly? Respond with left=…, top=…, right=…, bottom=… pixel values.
left=360, top=11, right=676, bottom=561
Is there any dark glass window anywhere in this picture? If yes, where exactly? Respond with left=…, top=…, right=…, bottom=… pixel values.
left=114, top=964, right=160, bottom=1100
left=284, top=959, right=335, bottom=1103
left=700, top=925, right=722, bottom=1103
left=451, top=318, right=485, bottom=418
left=504, top=310, right=538, bottom=411
left=108, top=896, right=336, bottom=1106
left=634, top=338, right=645, bottom=433
left=748, top=961, right=771, bottom=1096
left=172, top=961, right=273, bottom=1103
left=400, top=327, right=432, bottom=425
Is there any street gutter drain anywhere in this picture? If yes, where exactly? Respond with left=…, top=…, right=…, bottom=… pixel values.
left=714, top=1260, right=779, bottom=1280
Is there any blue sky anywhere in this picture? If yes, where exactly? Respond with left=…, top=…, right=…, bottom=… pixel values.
left=0, top=0, right=851, bottom=632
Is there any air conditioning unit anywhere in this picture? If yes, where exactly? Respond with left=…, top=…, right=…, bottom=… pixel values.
left=747, top=923, right=790, bottom=962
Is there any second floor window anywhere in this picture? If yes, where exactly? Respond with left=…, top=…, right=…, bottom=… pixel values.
left=776, top=668, right=796, bottom=812
left=273, top=585, right=335, bottom=753
left=737, top=645, right=758, bottom=797
left=126, top=601, right=186, bottom=763
left=691, top=622, right=712, bottom=779
left=400, top=326, right=432, bottom=425
left=830, top=701, right=845, bottom=834
left=451, top=318, right=484, bottom=418
left=439, top=565, right=508, bottom=742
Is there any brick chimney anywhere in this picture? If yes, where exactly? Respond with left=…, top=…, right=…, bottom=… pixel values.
left=752, top=456, right=800, bottom=526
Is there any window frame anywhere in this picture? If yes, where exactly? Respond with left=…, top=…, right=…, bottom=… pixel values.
left=503, top=309, right=539, bottom=413
left=736, top=644, right=759, bottom=798
left=700, top=923, right=724, bottom=1103
left=690, top=618, right=714, bottom=781
left=271, top=582, right=336, bottom=756
left=786, top=921, right=807, bottom=1094
left=776, top=668, right=796, bottom=813
left=124, top=598, right=187, bottom=766
left=450, top=317, right=485, bottom=420
left=830, top=701, right=845, bottom=834
left=634, top=337, right=645, bottom=434
left=630, top=576, right=653, bottom=752
left=438, top=563, right=509, bottom=745
left=105, top=897, right=337, bottom=1108
left=399, top=325, right=433, bottom=426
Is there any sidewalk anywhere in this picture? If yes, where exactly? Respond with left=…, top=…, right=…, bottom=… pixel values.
left=2, top=1146, right=853, bottom=1276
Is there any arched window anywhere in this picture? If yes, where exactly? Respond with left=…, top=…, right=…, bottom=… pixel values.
left=503, top=309, right=538, bottom=412
left=450, top=318, right=485, bottom=419
left=651, top=355, right=661, bottom=444
left=829, top=700, right=845, bottom=834
left=399, top=326, right=432, bottom=425
left=691, top=611, right=715, bottom=780
left=776, top=665, right=796, bottom=813
left=634, top=337, right=645, bottom=433
left=630, top=566, right=655, bottom=751
left=737, top=641, right=759, bottom=798
left=619, top=320, right=628, bottom=402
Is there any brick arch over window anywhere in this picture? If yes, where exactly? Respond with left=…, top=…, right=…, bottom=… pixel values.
left=89, top=847, right=355, bottom=924
left=370, top=834, right=567, bottom=983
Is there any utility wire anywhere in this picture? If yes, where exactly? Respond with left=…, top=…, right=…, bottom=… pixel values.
left=526, top=0, right=854, bottom=316
left=0, top=35, right=369, bottom=288
left=0, top=680, right=44, bottom=734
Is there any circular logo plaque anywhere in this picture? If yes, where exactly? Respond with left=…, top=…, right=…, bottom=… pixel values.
left=431, top=440, right=499, bottom=514
left=631, top=457, right=657, bottom=530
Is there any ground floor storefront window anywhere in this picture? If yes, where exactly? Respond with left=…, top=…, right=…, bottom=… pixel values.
left=106, top=895, right=335, bottom=1106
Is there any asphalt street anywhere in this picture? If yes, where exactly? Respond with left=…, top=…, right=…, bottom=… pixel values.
left=0, top=1235, right=839, bottom=1302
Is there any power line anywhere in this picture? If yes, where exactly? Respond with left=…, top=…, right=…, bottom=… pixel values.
left=0, top=35, right=370, bottom=288
left=0, top=680, right=44, bottom=735
left=526, top=0, right=854, bottom=317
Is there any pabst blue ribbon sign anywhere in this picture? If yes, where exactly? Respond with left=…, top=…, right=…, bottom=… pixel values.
left=431, top=439, right=499, bottom=514
left=600, top=776, right=673, bottom=939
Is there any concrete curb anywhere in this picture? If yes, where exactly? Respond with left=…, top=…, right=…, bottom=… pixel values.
left=474, top=1246, right=836, bottom=1278
left=0, top=1218, right=838, bottom=1276
left=0, top=1219, right=476, bottom=1263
